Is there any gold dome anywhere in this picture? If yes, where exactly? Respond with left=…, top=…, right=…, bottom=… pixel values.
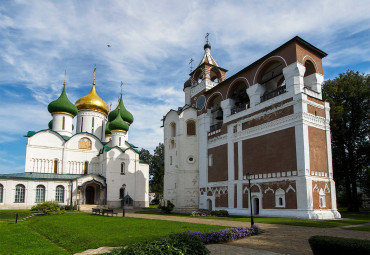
left=75, top=84, right=109, bottom=116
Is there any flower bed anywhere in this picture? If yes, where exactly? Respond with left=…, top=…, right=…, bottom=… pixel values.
left=184, top=225, right=260, bottom=244
left=191, top=209, right=212, bottom=216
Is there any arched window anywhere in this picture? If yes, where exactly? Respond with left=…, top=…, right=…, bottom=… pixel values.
left=0, top=184, right=3, bottom=203
left=258, top=60, right=286, bottom=103
left=121, top=162, right=125, bottom=175
left=229, top=81, right=250, bottom=114
left=15, top=184, right=25, bottom=203
left=84, top=161, right=88, bottom=175
left=304, top=60, right=316, bottom=77
left=36, top=185, right=45, bottom=203
left=275, top=188, right=285, bottom=207
left=54, top=159, right=58, bottom=174
left=170, top=123, right=176, bottom=137
left=208, top=95, right=223, bottom=132
left=187, top=120, right=196, bottom=136
left=55, top=185, right=64, bottom=203
left=62, top=116, right=65, bottom=130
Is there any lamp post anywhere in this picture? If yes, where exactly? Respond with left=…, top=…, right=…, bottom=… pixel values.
left=121, top=184, right=126, bottom=217
left=244, top=173, right=254, bottom=226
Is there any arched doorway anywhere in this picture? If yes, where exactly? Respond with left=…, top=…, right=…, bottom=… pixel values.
left=253, top=198, right=260, bottom=215
left=86, top=186, right=95, bottom=204
left=207, top=199, right=212, bottom=211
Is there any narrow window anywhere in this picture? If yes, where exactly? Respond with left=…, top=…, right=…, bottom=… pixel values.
left=170, top=156, right=172, bottom=165
left=81, top=117, right=84, bottom=132
left=275, top=188, right=285, bottom=207
left=55, top=185, right=65, bottom=203
left=0, top=184, right=3, bottom=203
left=119, top=137, right=121, bottom=146
left=121, top=162, right=125, bottom=175
left=62, top=116, right=65, bottom=130
left=54, top=159, right=58, bottom=174
left=279, top=197, right=283, bottom=206
left=101, top=120, right=104, bottom=138
left=171, top=123, right=176, bottom=137
left=36, top=185, right=45, bottom=203
left=319, top=189, right=326, bottom=208
left=15, top=184, right=25, bottom=203
left=187, top=120, right=196, bottom=136
left=84, top=161, right=88, bottom=175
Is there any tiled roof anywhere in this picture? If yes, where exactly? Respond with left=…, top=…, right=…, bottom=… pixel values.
left=0, top=172, right=84, bottom=180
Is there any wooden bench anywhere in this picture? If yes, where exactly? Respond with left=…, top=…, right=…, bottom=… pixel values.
left=101, top=209, right=118, bottom=216
left=92, top=208, right=101, bottom=215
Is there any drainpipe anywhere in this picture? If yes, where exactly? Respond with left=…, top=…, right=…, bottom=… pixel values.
left=70, top=180, right=73, bottom=208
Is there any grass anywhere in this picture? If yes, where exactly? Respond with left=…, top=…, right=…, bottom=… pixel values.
left=345, top=225, right=370, bottom=231
left=0, top=211, right=228, bottom=254
left=136, top=207, right=370, bottom=229
left=0, top=210, right=35, bottom=221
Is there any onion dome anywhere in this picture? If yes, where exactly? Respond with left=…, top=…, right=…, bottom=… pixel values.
left=48, top=120, right=53, bottom=129
left=105, top=121, right=111, bottom=135
left=75, top=83, right=109, bottom=116
left=108, top=94, right=134, bottom=124
left=204, top=43, right=211, bottom=50
left=109, top=107, right=129, bottom=132
left=48, top=84, right=78, bottom=116
left=183, top=78, right=191, bottom=90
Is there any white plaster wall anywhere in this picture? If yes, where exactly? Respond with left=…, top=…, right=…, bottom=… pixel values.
left=76, top=110, right=106, bottom=141
left=111, top=131, right=128, bottom=148
left=0, top=179, right=71, bottom=209
left=52, top=113, right=74, bottom=136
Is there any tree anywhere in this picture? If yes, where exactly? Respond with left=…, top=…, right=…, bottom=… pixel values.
left=139, top=143, right=164, bottom=196
left=150, top=143, right=165, bottom=195
left=322, top=70, right=370, bottom=212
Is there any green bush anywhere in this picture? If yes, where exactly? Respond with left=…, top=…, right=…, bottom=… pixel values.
left=60, top=205, right=73, bottom=211
left=110, top=232, right=209, bottom=255
left=158, top=200, right=175, bottom=214
left=309, top=235, right=370, bottom=255
left=213, top=210, right=229, bottom=217
left=31, top=201, right=62, bottom=215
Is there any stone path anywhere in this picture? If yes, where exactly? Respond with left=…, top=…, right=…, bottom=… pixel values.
left=75, top=212, right=370, bottom=255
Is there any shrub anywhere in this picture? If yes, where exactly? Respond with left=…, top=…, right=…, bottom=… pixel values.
left=60, top=205, right=73, bottom=211
left=191, top=209, right=212, bottom=217
left=185, top=225, right=260, bottom=244
left=309, top=235, right=370, bottom=255
left=213, top=210, right=229, bottom=217
left=31, top=201, right=62, bottom=215
left=158, top=200, right=175, bottom=214
left=110, top=232, right=209, bottom=255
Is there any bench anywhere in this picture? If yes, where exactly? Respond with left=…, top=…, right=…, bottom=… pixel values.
left=101, top=209, right=118, bottom=216
left=92, top=208, right=101, bottom=214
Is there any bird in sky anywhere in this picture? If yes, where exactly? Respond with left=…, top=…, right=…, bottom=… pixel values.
left=107, top=44, right=111, bottom=47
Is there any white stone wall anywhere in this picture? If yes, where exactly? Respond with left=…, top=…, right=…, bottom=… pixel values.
left=76, top=110, right=106, bottom=141
left=52, top=113, right=74, bottom=136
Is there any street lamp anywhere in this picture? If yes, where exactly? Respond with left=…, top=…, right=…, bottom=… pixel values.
left=121, top=184, right=126, bottom=217
left=244, top=173, right=254, bottom=226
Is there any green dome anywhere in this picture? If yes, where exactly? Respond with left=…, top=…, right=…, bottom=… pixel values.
left=108, top=94, right=133, bottom=124
left=105, top=121, right=111, bottom=135
left=48, top=86, right=78, bottom=116
left=109, top=110, right=129, bottom=132
left=48, top=120, right=53, bottom=129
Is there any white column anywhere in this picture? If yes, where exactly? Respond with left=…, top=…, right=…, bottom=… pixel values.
left=221, top=99, right=234, bottom=118
left=283, top=62, right=306, bottom=95
left=304, top=73, right=324, bottom=94
left=247, top=84, right=265, bottom=107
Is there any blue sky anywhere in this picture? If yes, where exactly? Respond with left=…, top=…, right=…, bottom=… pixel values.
left=0, top=0, right=369, bottom=174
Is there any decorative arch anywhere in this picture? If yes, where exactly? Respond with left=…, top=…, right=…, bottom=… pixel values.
left=286, top=185, right=296, bottom=193
left=302, top=55, right=318, bottom=76
left=55, top=185, right=65, bottom=203
left=304, top=59, right=316, bottom=77
left=186, top=119, right=196, bottom=136
left=205, top=92, right=224, bottom=110
left=226, top=77, right=251, bottom=98
left=210, top=67, right=221, bottom=83
left=250, top=184, right=261, bottom=193
left=253, top=56, right=287, bottom=85
left=170, top=122, right=176, bottom=137
left=243, top=186, right=249, bottom=194
left=193, top=69, right=204, bottom=85
left=36, top=185, right=46, bottom=203
left=264, top=187, right=274, bottom=194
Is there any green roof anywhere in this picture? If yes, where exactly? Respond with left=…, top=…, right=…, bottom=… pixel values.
left=109, top=110, right=129, bottom=132
left=108, top=94, right=134, bottom=124
left=0, top=172, right=85, bottom=180
left=48, top=86, right=78, bottom=116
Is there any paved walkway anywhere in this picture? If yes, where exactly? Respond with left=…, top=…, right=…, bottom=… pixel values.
left=76, top=212, right=370, bottom=255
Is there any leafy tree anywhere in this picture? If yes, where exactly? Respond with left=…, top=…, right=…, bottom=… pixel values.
left=322, top=70, right=370, bottom=212
left=139, top=143, right=164, bottom=196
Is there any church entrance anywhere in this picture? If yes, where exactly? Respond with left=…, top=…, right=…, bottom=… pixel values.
left=85, top=186, right=95, bottom=204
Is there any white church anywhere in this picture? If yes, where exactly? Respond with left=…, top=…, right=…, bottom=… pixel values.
left=163, top=36, right=341, bottom=219
left=0, top=69, right=149, bottom=210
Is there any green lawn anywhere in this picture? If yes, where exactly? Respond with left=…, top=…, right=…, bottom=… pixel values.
left=137, top=207, right=370, bottom=229
left=0, top=212, right=228, bottom=254
left=345, top=225, right=370, bottom=231
left=0, top=210, right=35, bottom=221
